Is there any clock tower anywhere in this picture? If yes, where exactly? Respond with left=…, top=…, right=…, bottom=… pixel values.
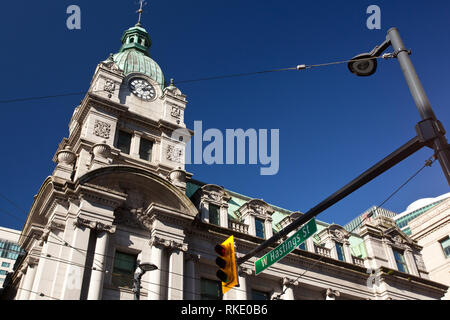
left=54, top=21, right=192, bottom=189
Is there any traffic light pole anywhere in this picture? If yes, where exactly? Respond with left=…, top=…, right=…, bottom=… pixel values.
left=237, top=27, right=450, bottom=266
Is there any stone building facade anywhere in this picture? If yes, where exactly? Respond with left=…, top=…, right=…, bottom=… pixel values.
left=2, top=21, right=448, bottom=300
left=409, top=197, right=450, bottom=299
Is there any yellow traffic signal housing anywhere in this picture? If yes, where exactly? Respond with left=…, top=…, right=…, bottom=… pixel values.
left=214, top=235, right=238, bottom=294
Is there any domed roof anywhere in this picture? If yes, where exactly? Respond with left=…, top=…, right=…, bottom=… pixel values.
left=112, top=24, right=165, bottom=90
left=406, top=198, right=434, bottom=212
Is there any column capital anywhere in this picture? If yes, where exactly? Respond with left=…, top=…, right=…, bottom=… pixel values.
left=282, top=277, right=299, bottom=287
left=169, top=240, right=188, bottom=253
left=238, top=266, right=253, bottom=277
left=73, top=217, right=116, bottom=234
left=149, top=235, right=172, bottom=249
left=325, top=288, right=340, bottom=300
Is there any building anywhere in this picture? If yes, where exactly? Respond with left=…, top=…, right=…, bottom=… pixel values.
left=395, top=193, right=450, bottom=235
left=0, top=227, right=25, bottom=289
left=408, top=196, right=450, bottom=299
left=2, top=18, right=448, bottom=300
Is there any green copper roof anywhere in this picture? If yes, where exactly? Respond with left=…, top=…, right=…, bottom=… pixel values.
left=113, top=24, right=165, bottom=90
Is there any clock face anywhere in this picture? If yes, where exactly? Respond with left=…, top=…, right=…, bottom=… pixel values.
left=129, top=78, right=156, bottom=101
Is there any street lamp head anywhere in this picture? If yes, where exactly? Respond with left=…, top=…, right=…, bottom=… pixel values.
left=139, top=262, right=158, bottom=272
left=347, top=53, right=378, bottom=77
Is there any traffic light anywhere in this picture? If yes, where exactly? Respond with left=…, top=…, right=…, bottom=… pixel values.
left=214, top=235, right=238, bottom=294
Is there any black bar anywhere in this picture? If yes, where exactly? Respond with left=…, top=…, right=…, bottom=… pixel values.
left=237, top=136, right=425, bottom=265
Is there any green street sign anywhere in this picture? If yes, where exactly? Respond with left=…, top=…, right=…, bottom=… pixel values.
left=254, top=218, right=317, bottom=275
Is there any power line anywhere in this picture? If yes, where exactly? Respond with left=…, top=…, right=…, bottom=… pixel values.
left=0, top=55, right=393, bottom=104
left=272, top=155, right=437, bottom=300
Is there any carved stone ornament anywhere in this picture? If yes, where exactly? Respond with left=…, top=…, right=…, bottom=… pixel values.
left=92, top=140, right=111, bottom=158
left=114, top=207, right=154, bottom=231
left=166, top=145, right=183, bottom=163
left=170, top=105, right=181, bottom=119
left=392, top=235, right=405, bottom=245
left=74, top=217, right=116, bottom=234
left=56, top=146, right=76, bottom=165
left=334, top=229, right=345, bottom=240
left=238, top=266, right=253, bottom=276
left=149, top=235, right=171, bottom=248
left=282, top=277, right=299, bottom=287
left=93, top=120, right=111, bottom=139
left=104, top=79, right=116, bottom=94
left=101, top=54, right=123, bottom=74
left=169, top=240, right=188, bottom=253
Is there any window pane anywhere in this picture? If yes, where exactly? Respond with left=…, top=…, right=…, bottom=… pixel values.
left=116, top=131, right=132, bottom=154
left=336, top=243, right=345, bottom=262
left=200, top=278, right=222, bottom=300
left=112, top=251, right=137, bottom=288
left=0, top=270, right=7, bottom=275
left=251, top=289, right=269, bottom=300
left=139, top=138, right=153, bottom=161
left=209, top=204, right=220, bottom=226
left=255, top=218, right=265, bottom=239
left=1, top=262, right=10, bottom=268
left=393, top=249, right=409, bottom=273
left=440, top=237, right=450, bottom=258
left=299, top=242, right=306, bottom=251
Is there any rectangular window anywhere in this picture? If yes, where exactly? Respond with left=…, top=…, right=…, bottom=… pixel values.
left=393, top=249, right=409, bottom=273
left=336, top=242, right=346, bottom=262
left=440, top=237, right=450, bottom=258
left=116, top=130, right=132, bottom=154
left=200, top=278, right=222, bottom=300
left=1, top=262, right=10, bottom=268
left=209, top=204, right=220, bottom=226
left=255, top=218, right=265, bottom=239
left=112, top=251, right=137, bottom=288
left=0, top=270, right=7, bottom=275
left=251, top=289, right=269, bottom=300
left=139, top=138, right=153, bottom=161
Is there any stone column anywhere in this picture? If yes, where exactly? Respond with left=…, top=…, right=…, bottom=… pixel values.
left=30, top=222, right=65, bottom=300
left=184, top=253, right=200, bottom=300
left=237, top=267, right=252, bottom=300
left=282, top=278, right=298, bottom=300
left=168, top=241, right=188, bottom=300
left=148, top=237, right=165, bottom=300
left=325, top=288, right=340, bottom=300
left=19, top=259, right=38, bottom=300
left=130, top=132, right=142, bottom=159
left=60, top=218, right=92, bottom=300
left=404, top=249, right=419, bottom=276
left=87, top=224, right=115, bottom=300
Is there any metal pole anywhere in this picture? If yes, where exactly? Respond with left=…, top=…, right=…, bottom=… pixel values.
left=387, top=28, right=450, bottom=185
left=237, top=136, right=425, bottom=265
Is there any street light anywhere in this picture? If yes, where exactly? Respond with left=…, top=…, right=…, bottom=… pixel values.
left=133, top=262, right=158, bottom=300
left=236, top=27, right=450, bottom=267
left=348, top=27, right=450, bottom=185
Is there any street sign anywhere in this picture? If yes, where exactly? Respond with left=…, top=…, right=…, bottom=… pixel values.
left=254, top=218, right=317, bottom=275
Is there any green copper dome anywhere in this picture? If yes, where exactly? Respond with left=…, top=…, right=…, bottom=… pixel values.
left=113, top=23, right=165, bottom=90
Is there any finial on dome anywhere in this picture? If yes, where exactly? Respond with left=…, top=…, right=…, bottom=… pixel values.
left=136, top=0, right=146, bottom=26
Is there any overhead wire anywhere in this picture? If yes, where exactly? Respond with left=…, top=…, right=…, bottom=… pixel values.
left=272, top=155, right=437, bottom=300
left=0, top=54, right=394, bottom=104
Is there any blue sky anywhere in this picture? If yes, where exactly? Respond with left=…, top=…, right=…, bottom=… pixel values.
left=0, top=0, right=449, bottom=231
